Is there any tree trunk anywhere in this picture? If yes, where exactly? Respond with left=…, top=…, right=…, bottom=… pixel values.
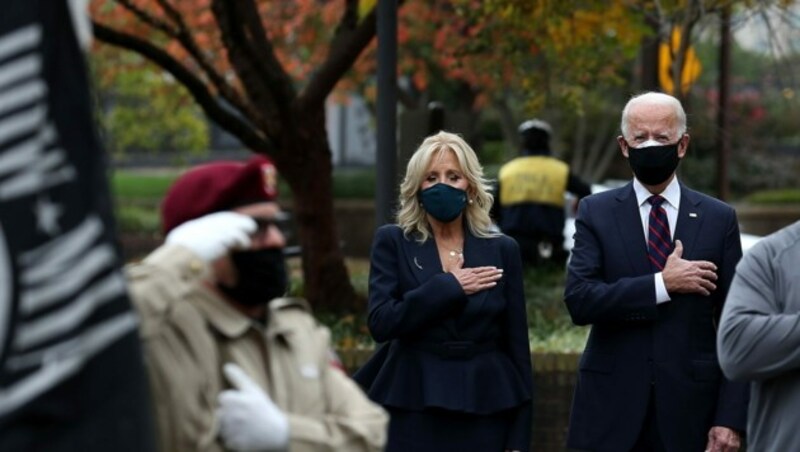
left=278, top=113, right=361, bottom=312
left=716, top=6, right=731, bottom=201
left=91, top=2, right=377, bottom=314
left=639, top=25, right=660, bottom=92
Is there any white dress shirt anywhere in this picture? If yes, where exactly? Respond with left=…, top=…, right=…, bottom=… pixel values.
left=632, top=177, right=680, bottom=304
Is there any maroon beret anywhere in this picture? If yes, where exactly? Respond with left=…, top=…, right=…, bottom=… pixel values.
left=160, top=155, right=279, bottom=234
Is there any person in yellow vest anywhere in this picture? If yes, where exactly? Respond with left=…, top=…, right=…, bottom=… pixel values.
left=491, top=119, right=591, bottom=266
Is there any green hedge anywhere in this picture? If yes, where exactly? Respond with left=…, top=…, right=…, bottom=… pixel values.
left=744, top=188, right=800, bottom=204
left=521, top=265, right=589, bottom=352
left=116, top=204, right=161, bottom=233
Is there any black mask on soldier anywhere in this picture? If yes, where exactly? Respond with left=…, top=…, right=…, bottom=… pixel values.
left=217, top=248, right=288, bottom=306
left=625, top=140, right=681, bottom=186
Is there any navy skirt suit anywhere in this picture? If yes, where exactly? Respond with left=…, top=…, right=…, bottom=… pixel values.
left=357, top=224, right=533, bottom=452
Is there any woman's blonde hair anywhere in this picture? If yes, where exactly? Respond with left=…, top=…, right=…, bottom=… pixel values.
left=396, top=131, right=498, bottom=242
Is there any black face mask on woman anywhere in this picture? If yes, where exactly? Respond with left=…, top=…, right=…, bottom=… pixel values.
left=625, top=140, right=681, bottom=186
left=418, top=183, right=468, bottom=223
left=217, top=248, right=288, bottom=306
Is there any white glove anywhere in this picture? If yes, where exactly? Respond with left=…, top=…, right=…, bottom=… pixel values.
left=165, top=212, right=256, bottom=262
left=217, top=363, right=290, bottom=452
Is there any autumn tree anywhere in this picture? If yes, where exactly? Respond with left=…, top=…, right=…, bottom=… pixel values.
left=91, top=0, right=382, bottom=310
left=437, top=1, right=646, bottom=180
left=89, top=0, right=641, bottom=311
left=90, top=0, right=792, bottom=311
left=433, top=1, right=796, bottom=183
left=91, top=49, right=209, bottom=158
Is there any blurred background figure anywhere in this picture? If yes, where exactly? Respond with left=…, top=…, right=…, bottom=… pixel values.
left=0, top=1, right=156, bottom=451
left=492, top=119, right=591, bottom=267
left=128, top=156, right=387, bottom=451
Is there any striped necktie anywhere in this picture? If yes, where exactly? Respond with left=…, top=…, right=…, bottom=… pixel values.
left=647, top=195, right=673, bottom=271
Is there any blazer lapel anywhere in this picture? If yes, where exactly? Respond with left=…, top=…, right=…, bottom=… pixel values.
left=674, top=185, right=703, bottom=257
left=614, top=183, right=651, bottom=274
left=400, top=234, right=442, bottom=287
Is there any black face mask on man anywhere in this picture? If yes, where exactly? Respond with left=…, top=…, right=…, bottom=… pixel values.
left=217, top=248, right=288, bottom=306
left=625, top=139, right=681, bottom=186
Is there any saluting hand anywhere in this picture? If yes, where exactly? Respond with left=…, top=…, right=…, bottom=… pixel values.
left=166, top=212, right=256, bottom=262
left=448, top=254, right=503, bottom=295
left=662, top=240, right=719, bottom=296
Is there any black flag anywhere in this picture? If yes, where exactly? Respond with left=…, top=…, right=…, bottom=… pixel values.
left=0, top=1, right=155, bottom=450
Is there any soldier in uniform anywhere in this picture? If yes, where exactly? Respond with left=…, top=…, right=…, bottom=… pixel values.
left=127, top=156, right=388, bottom=452
left=492, top=119, right=591, bottom=266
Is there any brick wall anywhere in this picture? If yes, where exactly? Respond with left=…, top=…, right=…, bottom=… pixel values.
left=531, top=353, right=581, bottom=451
left=734, top=203, right=800, bottom=236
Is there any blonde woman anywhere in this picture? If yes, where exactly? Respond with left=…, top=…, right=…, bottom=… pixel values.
left=355, top=131, right=533, bottom=452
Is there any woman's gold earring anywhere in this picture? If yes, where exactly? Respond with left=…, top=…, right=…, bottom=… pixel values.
left=468, top=198, right=474, bottom=205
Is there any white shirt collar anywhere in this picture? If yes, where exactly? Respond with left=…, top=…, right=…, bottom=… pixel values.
left=633, top=176, right=680, bottom=210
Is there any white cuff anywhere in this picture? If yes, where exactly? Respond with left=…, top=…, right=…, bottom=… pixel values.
left=654, top=272, right=671, bottom=304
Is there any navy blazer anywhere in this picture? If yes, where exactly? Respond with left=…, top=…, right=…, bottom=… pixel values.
left=362, top=224, right=533, bottom=451
left=564, top=182, right=749, bottom=452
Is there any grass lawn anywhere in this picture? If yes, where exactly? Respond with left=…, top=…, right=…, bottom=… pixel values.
left=112, top=170, right=180, bottom=203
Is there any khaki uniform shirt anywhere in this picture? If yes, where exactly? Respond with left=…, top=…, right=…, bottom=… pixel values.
left=127, top=245, right=388, bottom=452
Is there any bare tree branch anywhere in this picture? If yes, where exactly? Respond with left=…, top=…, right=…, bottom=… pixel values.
left=112, top=0, right=254, bottom=123
left=153, top=0, right=182, bottom=25
left=151, top=0, right=255, bottom=122
left=210, top=0, right=288, bottom=133
left=116, top=0, right=177, bottom=36
left=572, top=96, right=588, bottom=175
left=669, top=0, right=703, bottom=99
left=591, top=139, right=621, bottom=184
left=492, top=96, right=520, bottom=161
left=234, top=0, right=296, bottom=110
left=583, top=115, right=617, bottom=181
left=92, top=20, right=276, bottom=155
left=298, top=2, right=382, bottom=112
left=340, top=0, right=361, bottom=34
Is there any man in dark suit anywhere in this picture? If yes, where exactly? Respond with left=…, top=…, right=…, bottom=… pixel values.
left=564, top=92, right=748, bottom=452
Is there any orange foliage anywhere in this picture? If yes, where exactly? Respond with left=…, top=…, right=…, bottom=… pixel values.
left=90, top=0, right=645, bottom=112
left=92, top=0, right=370, bottom=96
